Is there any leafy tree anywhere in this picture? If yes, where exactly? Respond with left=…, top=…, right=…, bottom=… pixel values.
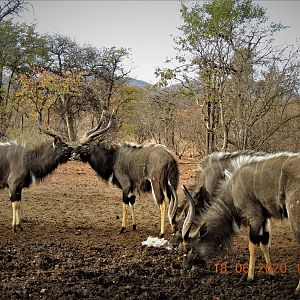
left=16, top=69, right=57, bottom=127
left=225, top=49, right=300, bottom=150
left=51, top=71, right=84, bottom=141
left=82, top=46, right=132, bottom=119
left=0, top=20, right=47, bottom=127
left=44, top=33, right=83, bottom=74
left=44, top=34, right=132, bottom=140
left=113, top=84, right=144, bottom=139
left=16, top=68, right=84, bottom=140
left=157, top=0, right=299, bottom=153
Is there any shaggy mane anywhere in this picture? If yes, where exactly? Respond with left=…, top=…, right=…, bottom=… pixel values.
left=229, top=151, right=300, bottom=176
left=199, top=150, right=267, bottom=172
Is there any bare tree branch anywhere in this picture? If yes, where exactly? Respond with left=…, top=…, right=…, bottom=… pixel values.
left=0, top=0, right=27, bottom=22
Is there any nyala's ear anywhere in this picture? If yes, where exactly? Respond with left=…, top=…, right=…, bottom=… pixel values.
left=198, top=223, right=208, bottom=240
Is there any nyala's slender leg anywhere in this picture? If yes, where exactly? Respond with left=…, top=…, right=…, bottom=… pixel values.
left=248, top=240, right=256, bottom=281
left=129, top=203, right=137, bottom=230
left=120, top=202, right=127, bottom=233
left=159, top=201, right=166, bottom=238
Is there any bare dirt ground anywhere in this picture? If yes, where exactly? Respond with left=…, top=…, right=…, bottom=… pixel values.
left=0, top=158, right=299, bottom=300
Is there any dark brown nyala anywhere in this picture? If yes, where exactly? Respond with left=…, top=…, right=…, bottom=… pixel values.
left=72, top=112, right=179, bottom=238
left=0, top=123, right=73, bottom=231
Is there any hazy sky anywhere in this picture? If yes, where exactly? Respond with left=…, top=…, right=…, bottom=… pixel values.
left=20, top=1, right=300, bottom=84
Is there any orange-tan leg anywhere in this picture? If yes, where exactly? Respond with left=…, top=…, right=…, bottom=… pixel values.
left=260, top=219, right=273, bottom=275
left=12, top=201, right=17, bottom=232
left=12, top=201, right=22, bottom=232
left=248, top=241, right=256, bottom=281
left=159, top=201, right=166, bottom=238
left=260, top=243, right=274, bottom=275
left=129, top=203, right=137, bottom=230
left=120, top=203, right=127, bottom=233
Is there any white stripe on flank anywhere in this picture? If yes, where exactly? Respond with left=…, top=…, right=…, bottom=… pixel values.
left=277, top=156, right=291, bottom=204
left=165, top=180, right=172, bottom=202
left=259, top=159, right=270, bottom=191
left=149, top=180, right=158, bottom=206
left=252, top=161, right=260, bottom=199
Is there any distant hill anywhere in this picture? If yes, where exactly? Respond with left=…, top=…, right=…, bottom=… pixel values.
left=125, top=78, right=151, bottom=88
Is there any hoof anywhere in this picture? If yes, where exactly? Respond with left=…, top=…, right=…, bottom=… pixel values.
left=16, top=224, right=23, bottom=231
left=159, top=233, right=165, bottom=239
left=120, top=227, right=126, bottom=234
left=132, top=224, right=137, bottom=231
left=12, top=224, right=23, bottom=232
left=247, top=276, right=254, bottom=282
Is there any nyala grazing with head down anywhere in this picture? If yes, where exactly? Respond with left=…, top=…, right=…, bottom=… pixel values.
left=72, top=112, right=179, bottom=238
left=0, top=122, right=73, bottom=232
left=173, top=151, right=269, bottom=247
left=182, top=152, right=300, bottom=294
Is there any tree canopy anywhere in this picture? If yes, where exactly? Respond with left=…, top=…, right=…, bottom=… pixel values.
left=156, top=0, right=299, bottom=153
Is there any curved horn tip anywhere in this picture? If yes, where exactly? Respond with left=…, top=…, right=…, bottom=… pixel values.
left=181, top=185, right=196, bottom=241
left=167, top=182, right=179, bottom=226
left=37, top=118, right=62, bottom=141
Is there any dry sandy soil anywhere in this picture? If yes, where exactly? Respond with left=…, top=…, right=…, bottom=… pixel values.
left=0, top=158, right=299, bottom=299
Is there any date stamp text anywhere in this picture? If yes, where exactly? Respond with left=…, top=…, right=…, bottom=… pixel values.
left=214, top=262, right=300, bottom=274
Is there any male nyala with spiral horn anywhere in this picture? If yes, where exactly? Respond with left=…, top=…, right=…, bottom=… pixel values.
left=72, top=111, right=179, bottom=238
left=182, top=152, right=300, bottom=294
left=0, top=120, right=73, bottom=232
